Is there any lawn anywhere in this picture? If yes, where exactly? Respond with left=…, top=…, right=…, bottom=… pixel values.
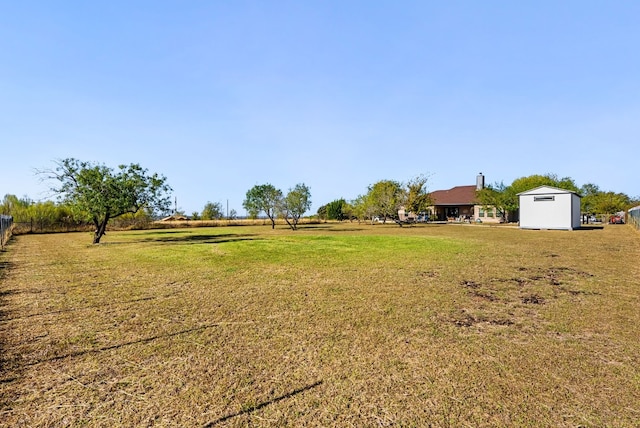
left=1, top=223, right=639, bottom=427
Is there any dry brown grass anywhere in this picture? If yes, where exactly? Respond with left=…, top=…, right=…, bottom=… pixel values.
left=1, top=223, right=639, bottom=427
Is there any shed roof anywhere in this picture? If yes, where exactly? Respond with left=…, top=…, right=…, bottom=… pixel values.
left=430, top=185, right=478, bottom=206
left=517, top=185, right=581, bottom=197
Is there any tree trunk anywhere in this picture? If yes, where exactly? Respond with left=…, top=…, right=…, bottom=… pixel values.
left=93, top=214, right=109, bottom=244
left=284, top=216, right=296, bottom=231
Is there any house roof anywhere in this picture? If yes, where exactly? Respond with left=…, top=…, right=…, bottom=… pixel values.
left=430, top=185, right=478, bottom=206
left=160, top=214, right=189, bottom=221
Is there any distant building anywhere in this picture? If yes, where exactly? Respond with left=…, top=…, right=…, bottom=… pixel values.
left=160, top=214, right=189, bottom=221
left=518, top=186, right=581, bottom=230
left=399, top=173, right=503, bottom=223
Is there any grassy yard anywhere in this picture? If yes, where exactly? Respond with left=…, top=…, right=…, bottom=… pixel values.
left=1, top=223, right=639, bottom=427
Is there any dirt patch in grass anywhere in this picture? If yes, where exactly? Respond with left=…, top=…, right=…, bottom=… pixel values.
left=455, top=263, right=604, bottom=336
left=521, top=294, right=545, bottom=305
left=460, top=279, right=480, bottom=288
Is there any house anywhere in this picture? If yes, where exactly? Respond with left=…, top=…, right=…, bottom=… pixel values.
left=518, top=186, right=581, bottom=230
left=427, top=184, right=477, bottom=221
left=398, top=173, right=503, bottom=223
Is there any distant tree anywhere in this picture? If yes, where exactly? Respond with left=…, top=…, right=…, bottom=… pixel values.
left=476, top=181, right=517, bottom=223
left=1, top=194, right=32, bottom=220
left=243, top=183, right=282, bottom=229
left=316, top=204, right=327, bottom=221
left=341, top=201, right=356, bottom=221
left=41, top=158, right=172, bottom=244
left=404, top=174, right=432, bottom=218
left=228, top=209, right=237, bottom=220
left=579, top=183, right=600, bottom=220
left=351, top=193, right=378, bottom=224
left=366, top=180, right=404, bottom=223
left=326, top=198, right=347, bottom=221
left=112, top=208, right=155, bottom=229
left=28, top=200, right=59, bottom=230
left=509, top=174, right=578, bottom=195
left=2, top=194, right=86, bottom=230
left=580, top=183, right=600, bottom=197
left=201, top=201, right=224, bottom=220
left=591, top=191, right=631, bottom=215
left=280, top=183, right=311, bottom=230
left=349, top=195, right=366, bottom=223
left=246, top=207, right=259, bottom=220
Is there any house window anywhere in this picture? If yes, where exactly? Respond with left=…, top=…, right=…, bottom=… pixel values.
left=487, top=209, right=494, bottom=218
left=534, top=196, right=555, bottom=202
left=479, top=208, right=485, bottom=217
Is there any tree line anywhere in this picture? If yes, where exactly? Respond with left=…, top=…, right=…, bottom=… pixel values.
left=2, top=159, right=638, bottom=244
left=240, top=177, right=427, bottom=229
left=317, top=175, right=431, bottom=224
left=189, top=202, right=237, bottom=221
left=319, top=173, right=638, bottom=223
left=1, top=159, right=313, bottom=242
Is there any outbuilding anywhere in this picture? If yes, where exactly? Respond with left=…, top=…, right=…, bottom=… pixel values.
left=518, top=186, right=582, bottom=230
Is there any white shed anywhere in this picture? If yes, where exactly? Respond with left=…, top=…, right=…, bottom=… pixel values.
left=518, top=186, right=582, bottom=230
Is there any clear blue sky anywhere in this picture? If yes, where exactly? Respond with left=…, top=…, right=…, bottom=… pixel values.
left=2, top=1, right=639, bottom=215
